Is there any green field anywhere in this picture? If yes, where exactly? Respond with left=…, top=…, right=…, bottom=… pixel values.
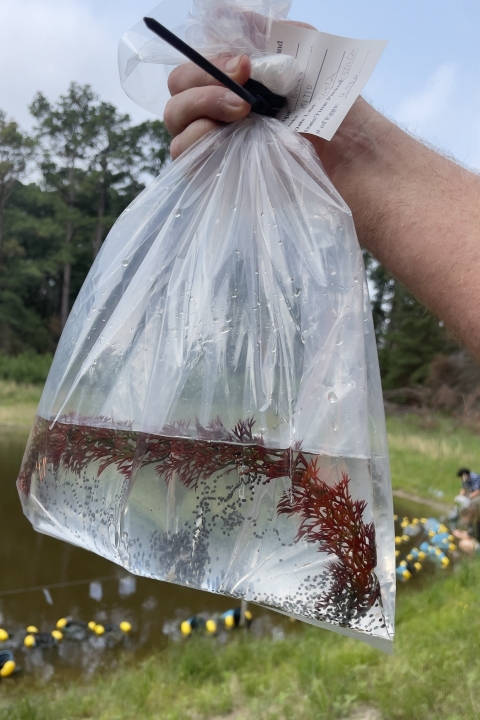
left=2, top=559, right=480, bottom=720
left=387, top=413, right=480, bottom=502
left=0, top=381, right=41, bottom=430
left=2, top=384, right=480, bottom=719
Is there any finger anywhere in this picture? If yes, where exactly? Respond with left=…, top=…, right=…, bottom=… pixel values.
left=164, top=85, right=250, bottom=137
left=168, top=54, right=251, bottom=96
left=170, top=118, right=220, bottom=160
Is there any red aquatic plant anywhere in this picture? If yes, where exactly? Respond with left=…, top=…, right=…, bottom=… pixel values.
left=17, top=416, right=138, bottom=497
left=152, top=434, right=380, bottom=623
left=48, top=421, right=137, bottom=478
left=17, top=417, right=50, bottom=497
left=155, top=417, right=283, bottom=490
left=277, top=459, right=379, bottom=623
left=18, top=414, right=285, bottom=496
left=18, top=413, right=380, bottom=626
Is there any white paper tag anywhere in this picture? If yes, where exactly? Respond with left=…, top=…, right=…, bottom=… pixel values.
left=268, top=22, right=387, bottom=140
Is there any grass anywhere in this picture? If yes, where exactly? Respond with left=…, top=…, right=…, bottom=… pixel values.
left=386, top=413, right=480, bottom=502
left=2, top=396, right=480, bottom=717
left=0, top=381, right=41, bottom=429
left=2, top=559, right=480, bottom=719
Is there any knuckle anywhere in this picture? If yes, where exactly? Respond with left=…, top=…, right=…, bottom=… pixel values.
left=167, top=67, right=183, bottom=95
left=205, top=88, right=233, bottom=118
left=188, top=87, right=219, bottom=120
left=170, top=136, right=181, bottom=159
left=192, top=87, right=211, bottom=111
left=163, top=100, right=176, bottom=133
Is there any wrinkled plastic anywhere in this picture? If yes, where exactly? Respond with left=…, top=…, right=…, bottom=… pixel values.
left=18, top=0, right=395, bottom=650
left=119, top=0, right=293, bottom=115
left=250, top=53, right=301, bottom=95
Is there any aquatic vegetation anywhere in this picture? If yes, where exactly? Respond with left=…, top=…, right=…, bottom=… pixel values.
left=278, top=462, right=379, bottom=625
left=18, top=413, right=383, bottom=634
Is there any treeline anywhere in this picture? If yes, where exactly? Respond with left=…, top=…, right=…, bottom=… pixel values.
left=0, top=83, right=473, bottom=398
left=0, top=83, right=170, bottom=354
left=367, top=259, right=451, bottom=390
left=369, top=259, right=480, bottom=412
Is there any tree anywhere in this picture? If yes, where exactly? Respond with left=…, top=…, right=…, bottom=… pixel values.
left=0, top=111, right=32, bottom=250
left=0, top=88, right=171, bottom=354
left=136, top=119, right=171, bottom=178
left=377, top=280, right=450, bottom=389
left=363, top=252, right=395, bottom=340
left=88, top=103, right=139, bottom=257
left=30, top=83, right=99, bottom=329
left=363, top=253, right=454, bottom=390
left=0, top=182, right=64, bottom=353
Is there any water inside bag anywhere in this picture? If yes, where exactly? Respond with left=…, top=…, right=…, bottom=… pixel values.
left=19, top=415, right=391, bottom=645
left=17, top=115, right=395, bottom=649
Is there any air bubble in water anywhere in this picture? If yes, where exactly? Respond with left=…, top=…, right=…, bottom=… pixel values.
left=332, top=422, right=337, bottom=431
left=327, top=391, right=338, bottom=403
left=122, top=259, right=129, bottom=267
left=174, top=208, right=181, bottom=217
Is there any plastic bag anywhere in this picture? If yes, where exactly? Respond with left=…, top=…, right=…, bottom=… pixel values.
left=17, top=0, right=395, bottom=650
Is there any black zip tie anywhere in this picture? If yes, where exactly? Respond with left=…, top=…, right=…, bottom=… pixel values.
left=143, top=17, right=286, bottom=117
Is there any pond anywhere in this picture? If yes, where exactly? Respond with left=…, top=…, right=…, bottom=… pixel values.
left=1, top=432, right=296, bottom=680
left=0, top=431, right=451, bottom=680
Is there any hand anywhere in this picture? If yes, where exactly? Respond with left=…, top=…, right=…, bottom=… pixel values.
left=164, top=20, right=316, bottom=160
left=165, top=55, right=252, bottom=160
left=164, top=21, right=480, bottom=360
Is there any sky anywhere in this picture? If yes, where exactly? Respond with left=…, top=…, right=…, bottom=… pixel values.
left=1, top=0, right=480, bottom=169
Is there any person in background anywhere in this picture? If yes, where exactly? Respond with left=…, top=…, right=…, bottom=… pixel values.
left=453, top=503, right=480, bottom=554
left=455, top=468, right=480, bottom=508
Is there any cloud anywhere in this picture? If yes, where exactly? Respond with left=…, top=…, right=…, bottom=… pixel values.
left=396, top=63, right=456, bottom=129
left=0, top=0, right=153, bottom=129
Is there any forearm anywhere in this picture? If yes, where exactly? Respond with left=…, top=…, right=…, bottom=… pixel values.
left=308, top=98, right=480, bottom=358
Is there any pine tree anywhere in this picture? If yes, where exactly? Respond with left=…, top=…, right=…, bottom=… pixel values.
left=30, top=84, right=99, bottom=330
left=0, top=111, right=33, bottom=250
left=364, top=252, right=455, bottom=390
left=0, top=182, right=63, bottom=353
left=378, top=280, right=450, bottom=389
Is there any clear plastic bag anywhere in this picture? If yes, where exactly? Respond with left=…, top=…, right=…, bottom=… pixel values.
left=18, top=0, right=395, bottom=650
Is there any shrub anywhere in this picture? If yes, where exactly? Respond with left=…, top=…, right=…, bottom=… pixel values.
left=0, top=351, right=52, bottom=384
